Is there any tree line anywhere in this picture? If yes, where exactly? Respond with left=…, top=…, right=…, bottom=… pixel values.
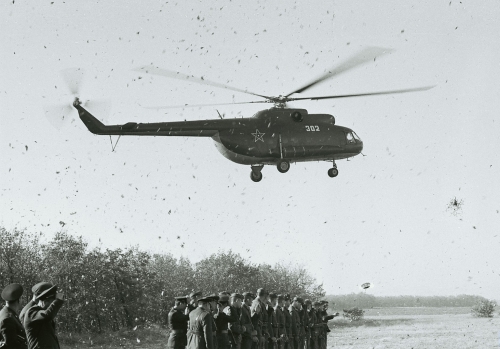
left=324, top=292, right=489, bottom=310
left=0, top=227, right=325, bottom=334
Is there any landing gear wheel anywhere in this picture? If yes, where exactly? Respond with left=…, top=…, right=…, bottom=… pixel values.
left=277, top=160, right=290, bottom=173
left=250, top=171, right=263, bottom=182
left=328, top=168, right=339, bottom=178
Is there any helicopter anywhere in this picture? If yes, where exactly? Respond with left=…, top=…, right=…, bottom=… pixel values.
left=72, top=47, right=433, bottom=182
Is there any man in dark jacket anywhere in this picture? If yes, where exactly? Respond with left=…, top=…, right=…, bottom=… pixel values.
left=288, top=297, right=301, bottom=349
left=0, top=284, right=27, bottom=349
left=187, top=297, right=214, bottom=349
left=21, top=282, right=64, bottom=349
left=214, top=293, right=238, bottom=349
left=228, top=293, right=244, bottom=349
left=282, top=295, right=292, bottom=349
left=240, top=293, right=257, bottom=349
left=168, top=296, right=190, bottom=349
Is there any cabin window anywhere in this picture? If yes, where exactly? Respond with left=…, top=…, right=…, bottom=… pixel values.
left=346, top=132, right=355, bottom=143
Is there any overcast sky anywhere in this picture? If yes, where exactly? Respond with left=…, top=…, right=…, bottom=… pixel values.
left=1, top=0, right=499, bottom=299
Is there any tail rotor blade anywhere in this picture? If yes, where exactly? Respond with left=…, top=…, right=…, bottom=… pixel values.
left=43, top=104, right=74, bottom=129
left=60, top=68, right=85, bottom=95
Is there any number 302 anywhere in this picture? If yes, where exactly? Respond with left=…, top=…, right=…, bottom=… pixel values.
left=305, top=125, right=320, bottom=131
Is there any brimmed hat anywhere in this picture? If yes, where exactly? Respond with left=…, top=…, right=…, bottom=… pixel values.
left=1, top=284, right=23, bottom=302
left=304, top=299, right=312, bottom=305
left=207, top=294, right=220, bottom=302
left=175, top=296, right=188, bottom=302
left=269, top=293, right=278, bottom=300
left=242, top=292, right=255, bottom=300
left=257, top=288, right=268, bottom=296
left=32, top=282, right=57, bottom=301
left=277, top=294, right=285, bottom=301
left=189, top=291, right=202, bottom=298
left=219, top=294, right=230, bottom=302
left=197, top=296, right=213, bottom=303
left=231, top=293, right=244, bottom=300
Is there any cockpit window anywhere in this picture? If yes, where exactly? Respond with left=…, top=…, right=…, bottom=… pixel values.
left=346, top=132, right=355, bottom=143
left=353, top=132, right=361, bottom=141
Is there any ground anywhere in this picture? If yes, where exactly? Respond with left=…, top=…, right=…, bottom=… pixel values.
left=60, top=307, right=499, bottom=348
left=330, top=307, right=499, bottom=349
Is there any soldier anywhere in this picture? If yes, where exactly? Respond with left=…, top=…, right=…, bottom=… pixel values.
left=214, top=293, right=238, bottom=349
left=187, top=296, right=214, bottom=349
left=168, top=296, right=190, bottom=349
left=22, top=282, right=64, bottom=349
left=296, top=299, right=305, bottom=349
left=207, top=295, right=220, bottom=349
left=0, top=284, right=27, bottom=349
left=288, top=297, right=301, bottom=349
left=241, top=292, right=257, bottom=349
left=305, top=301, right=317, bottom=349
left=282, top=295, right=292, bottom=349
left=188, top=291, right=203, bottom=314
left=302, top=300, right=312, bottom=349
left=251, top=289, right=268, bottom=349
left=228, top=293, right=244, bottom=349
left=267, top=294, right=278, bottom=349
left=317, top=301, right=337, bottom=349
left=274, top=295, right=286, bottom=349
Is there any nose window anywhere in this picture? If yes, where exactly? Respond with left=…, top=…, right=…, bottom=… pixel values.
left=353, top=132, right=361, bottom=141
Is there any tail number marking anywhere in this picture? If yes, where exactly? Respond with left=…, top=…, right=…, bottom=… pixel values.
left=305, top=125, right=320, bottom=131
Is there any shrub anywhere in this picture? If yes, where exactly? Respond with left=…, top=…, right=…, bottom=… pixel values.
left=342, top=307, right=365, bottom=321
left=471, top=299, right=496, bottom=318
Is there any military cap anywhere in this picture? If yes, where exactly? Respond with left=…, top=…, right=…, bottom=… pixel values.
left=32, top=282, right=57, bottom=300
left=256, top=288, right=268, bottom=296
left=277, top=294, right=285, bottom=301
left=197, top=296, right=213, bottom=303
left=269, top=293, right=278, bottom=300
left=207, top=294, right=220, bottom=301
left=219, top=291, right=231, bottom=296
left=313, top=301, right=321, bottom=306
left=189, top=291, right=202, bottom=298
left=293, top=296, right=303, bottom=303
left=304, top=299, right=312, bottom=305
left=1, top=284, right=23, bottom=302
left=175, top=296, right=188, bottom=302
left=242, top=292, right=255, bottom=299
left=320, top=300, right=328, bottom=304
left=219, top=294, right=230, bottom=302
left=283, top=294, right=291, bottom=301
left=231, top=293, right=244, bottom=300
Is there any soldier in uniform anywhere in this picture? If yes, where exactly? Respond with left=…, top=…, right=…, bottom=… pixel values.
left=188, top=292, right=203, bottom=314
left=168, top=296, right=190, bottom=349
left=21, top=282, right=64, bottom=349
left=214, top=293, right=238, bottom=349
left=0, top=284, right=27, bottom=349
left=273, top=295, right=286, bottom=349
left=302, top=300, right=313, bottom=349
left=187, top=296, right=214, bottom=349
left=241, top=293, right=257, bottom=349
left=251, top=289, right=268, bottom=349
left=228, top=293, right=244, bottom=349
left=296, top=299, right=305, bottom=349
left=288, top=297, right=301, bottom=349
left=267, top=294, right=278, bottom=349
left=305, top=301, right=317, bottom=349
left=282, top=295, right=292, bottom=349
left=207, top=295, right=220, bottom=349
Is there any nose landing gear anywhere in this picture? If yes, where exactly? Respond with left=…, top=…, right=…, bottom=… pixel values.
left=250, top=165, right=264, bottom=182
left=328, top=161, right=339, bottom=178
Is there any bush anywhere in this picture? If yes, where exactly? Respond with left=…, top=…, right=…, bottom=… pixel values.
left=471, top=299, right=496, bottom=317
left=342, top=307, right=365, bottom=321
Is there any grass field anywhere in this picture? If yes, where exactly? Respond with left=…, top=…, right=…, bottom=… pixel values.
left=329, top=307, right=500, bottom=349
left=61, top=307, right=500, bottom=348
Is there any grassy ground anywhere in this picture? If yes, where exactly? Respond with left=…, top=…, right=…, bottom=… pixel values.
left=329, top=307, right=500, bottom=349
left=60, top=308, right=499, bottom=348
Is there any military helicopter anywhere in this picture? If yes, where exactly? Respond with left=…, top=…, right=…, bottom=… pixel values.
left=72, top=47, right=433, bottom=182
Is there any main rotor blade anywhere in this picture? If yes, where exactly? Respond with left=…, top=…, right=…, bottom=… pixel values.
left=285, top=47, right=394, bottom=97
left=60, top=68, right=85, bottom=95
left=286, top=85, right=435, bottom=102
left=134, top=65, right=272, bottom=100
left=142, top=100, right=271, bottom=110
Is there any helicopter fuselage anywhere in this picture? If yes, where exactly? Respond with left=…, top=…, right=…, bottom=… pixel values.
left=76, top=104, right=363, bottom=167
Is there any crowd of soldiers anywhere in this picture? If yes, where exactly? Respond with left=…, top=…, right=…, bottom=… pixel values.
left=0, top=282, right=64, bottom=349
left=168, top=289, right=339, bottom=349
